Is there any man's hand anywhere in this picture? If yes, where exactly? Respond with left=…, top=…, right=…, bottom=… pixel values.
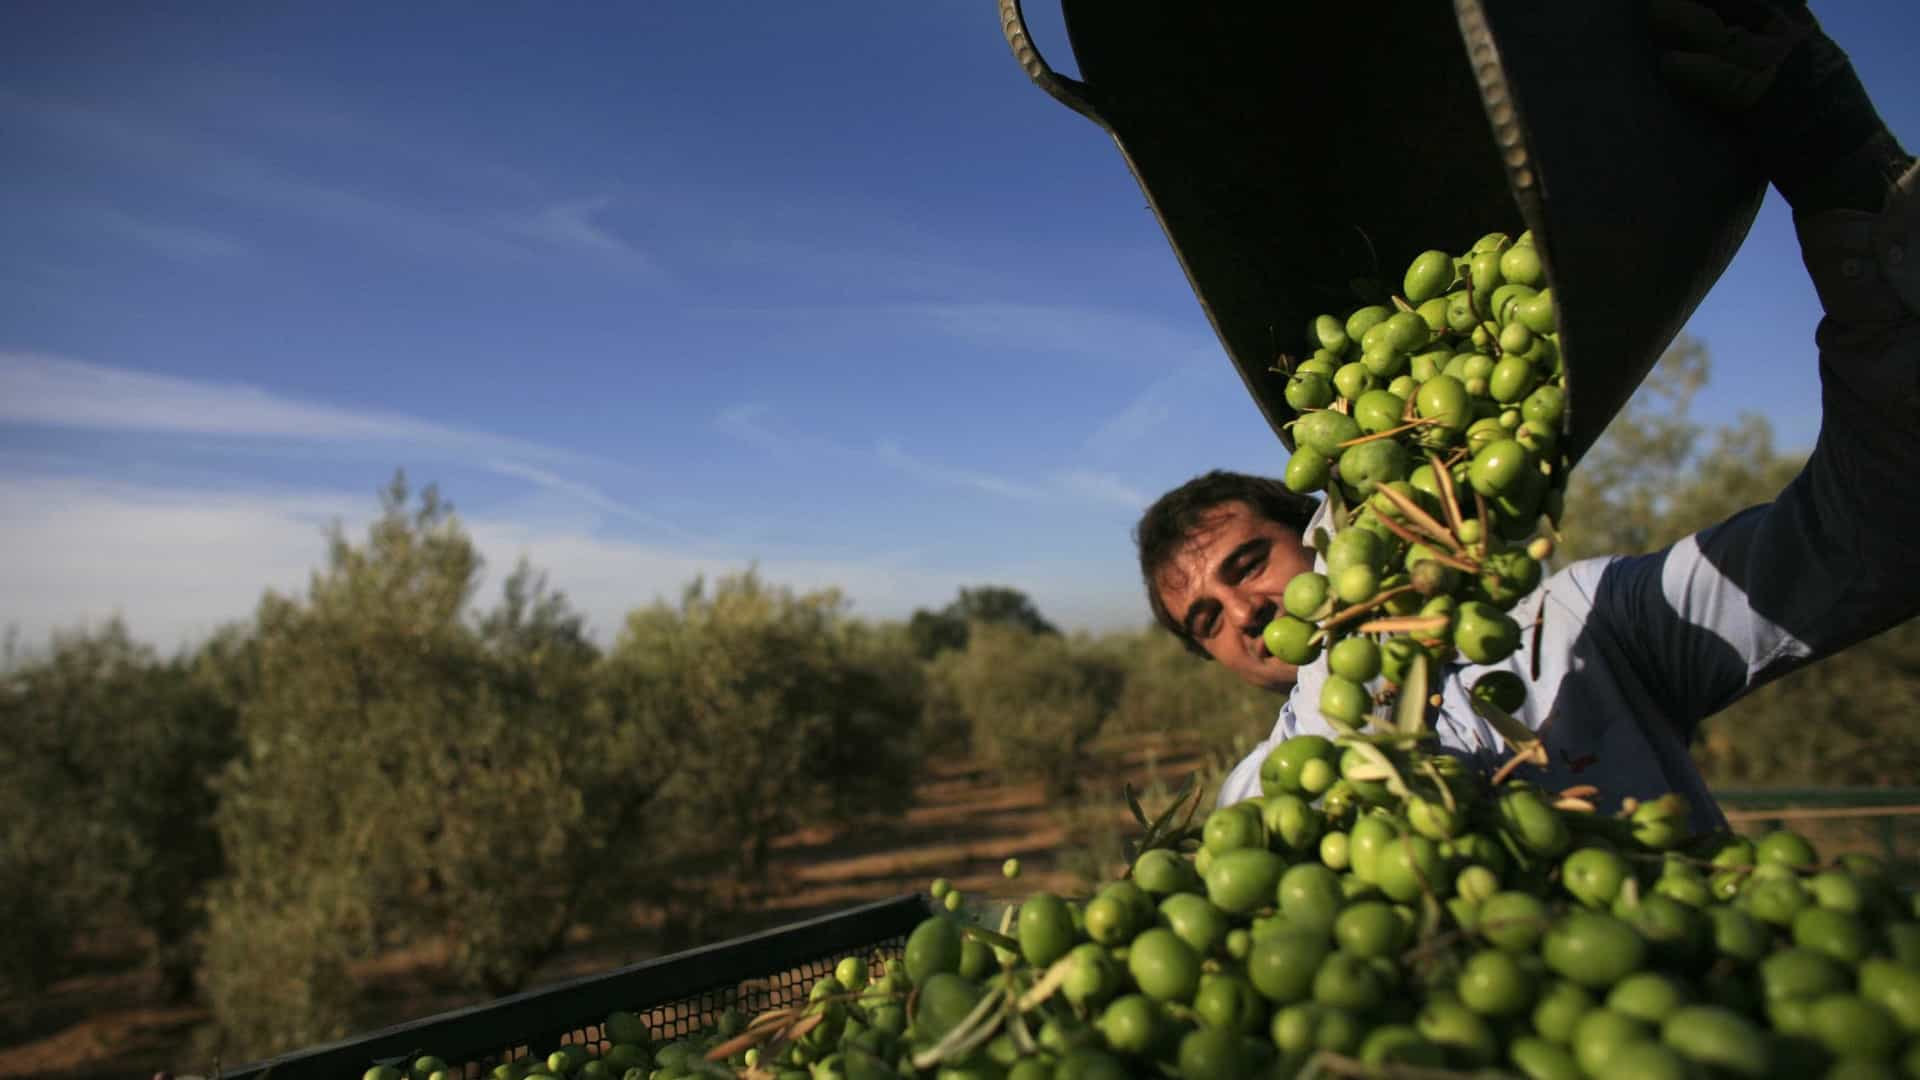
left=1649, top=0, right=1909, bottom=216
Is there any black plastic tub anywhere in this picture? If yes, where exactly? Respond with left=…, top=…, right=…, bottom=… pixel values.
left=217, top=894, right=931, bottom=1080
left=1001, top=0, right=1768, bottom=466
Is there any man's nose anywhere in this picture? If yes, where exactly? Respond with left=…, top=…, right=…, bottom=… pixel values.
left=1225, top=593, right=1276, bottom=636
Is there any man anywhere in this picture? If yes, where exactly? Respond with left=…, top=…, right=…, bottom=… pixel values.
left=1136, top=2, right=1918, bottom=830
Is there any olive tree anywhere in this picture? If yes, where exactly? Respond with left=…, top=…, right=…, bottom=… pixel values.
left=0, top=620, right=237, bottom=1003
left=201, top=476, right=655, bottom=1059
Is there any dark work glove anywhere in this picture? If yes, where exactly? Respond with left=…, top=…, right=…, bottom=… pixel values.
left=1649, top=0, right=1911, bottom=216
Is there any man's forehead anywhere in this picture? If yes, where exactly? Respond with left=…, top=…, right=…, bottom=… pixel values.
left=1157, top=504, right=1249, bottom=594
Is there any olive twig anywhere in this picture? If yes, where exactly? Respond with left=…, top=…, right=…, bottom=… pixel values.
left=1335, top=416, right=1444, bottom=449
left=1370, top=484, right=1471, bottom=558
left=1311, top=586, right=1421, bottom=638
left=1425, top=450, right=1467, bottom=536
left=1354, top=615, right=1451, bottom=636
left=961, top=925, right=1020, bottom=952
left=1370, top=513, right=1479, bottom=574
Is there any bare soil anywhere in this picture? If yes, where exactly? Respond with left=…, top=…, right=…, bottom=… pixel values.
left=0, top=733, right=1212, bottom=1080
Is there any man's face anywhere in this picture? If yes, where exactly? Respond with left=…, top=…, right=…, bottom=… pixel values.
left=1154, top=500, right=1316, bottom=692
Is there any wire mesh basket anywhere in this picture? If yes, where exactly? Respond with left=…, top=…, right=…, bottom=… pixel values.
left=217, top=894, right=931, bottom=1080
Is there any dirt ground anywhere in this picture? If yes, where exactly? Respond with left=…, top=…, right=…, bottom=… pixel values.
left=0, top=733, right=1214, bottom=1080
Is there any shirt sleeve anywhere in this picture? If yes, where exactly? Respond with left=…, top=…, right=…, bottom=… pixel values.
left=1572, top=162, right=1920, bottom=733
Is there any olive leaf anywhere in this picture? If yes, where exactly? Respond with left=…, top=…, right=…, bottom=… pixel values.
left=1468, top=693, right=1546, bottom=768
left=1336, top=740, right=1410, bottom=800
left=910, top=984, right=1009, bottom=1069
left=1394, top=652, right=1431, bottom=738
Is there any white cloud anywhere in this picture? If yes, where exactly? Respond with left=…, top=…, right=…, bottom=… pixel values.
left=1085, top=369, right=1197, bottom=452
left=714, top=402, right=789, bottom=454
left=87, top=207, right=248, bottom=262
left=876, top=441, right=1048, bottom=502
left=0, top=474, right=1151, bottom=654
left=508, top=196, right=648, bottom=260
left=0, top=351, right=591, bottom=465
left=1054, top=469, right=1148, bottom=511
left=3, top=94, right=660, bottom=271
left=482, top=459, right=698, bottom=542
left=908, top=303, right=1217, bottom=366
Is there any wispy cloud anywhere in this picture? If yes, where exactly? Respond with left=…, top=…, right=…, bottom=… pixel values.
left=908, top=303, right=1217, bottom=365
left=0, top=352, right=590, bottom=465
left=3, top=94, right=662, bottom=273
left=0, top=473, right=1149, bottom=654
left=507, top=196, right=659, bottom=269
left=87, top=207, right=248, bottom=263
left=482, top=459, right=699, bottom=542
left=876, top=441, right=1047, bottom=502
left=1054, top=469, right=1148, bottom=511
left=1085, top=368, right=1201, bottom=453
left=714, top=402, right=791, bottom=454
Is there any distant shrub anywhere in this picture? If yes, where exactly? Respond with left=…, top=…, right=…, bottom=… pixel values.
left=925, top=623, right=1124, bottom=795
left=0, top=620, right=237, bottom=1003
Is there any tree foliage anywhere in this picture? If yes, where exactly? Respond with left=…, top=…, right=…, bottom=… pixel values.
left=924, top=623, right=1123, bottom=795
left=0, top=620, right=236, bottom=1002
left=906, top=585, right=1057, bottom=659
left=201, top=476, right=636, bottom=1057
left=604, top=570, right=924, bottom=918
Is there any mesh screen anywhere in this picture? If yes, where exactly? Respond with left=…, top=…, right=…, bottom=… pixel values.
left=429, top=934, right=908, bottom=1078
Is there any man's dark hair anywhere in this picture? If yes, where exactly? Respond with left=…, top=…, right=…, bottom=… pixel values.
left=1134, top=470, right=1319, bottom=658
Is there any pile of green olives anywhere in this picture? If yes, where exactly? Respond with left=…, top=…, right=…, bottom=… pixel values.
left=1268, top=232, right=1565, bottom=731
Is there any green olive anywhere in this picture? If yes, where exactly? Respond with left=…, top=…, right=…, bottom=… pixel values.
left=1490, top=283, right=1537, bottom=326
left=1515, top=289, right=1557, bottom=335
left=1338, top=439, right=1412, bottom=498
left=1328, top=636, right=1381, bottom=683
left=1516, top=420, right=1558, bottom=455
left=1499, top=244, right=1545, bottom=288
left=1354, top=390, right=1407, bottom=435
left=1335, top=563, right=1381, bottom=605
left=1285, top=371, right=1336, bottom=411
left=1446, top=293, right=1478, bottom=333
left=1416, top=374, right=1471, bottom=432
left=1345, top=305, right=1392, bottom=345
left=1403, top=249, right=1455, bottom=304
left=1465, top=417, right=1508, bottom=456
left=1382, top=312, right=1429, bottom=354
left=1497, top=322, right=1534, bottom=356
left=1409, top=349, right=1450, bottom=384
left=1263, top=615, right=1322, bottom=666
left=1320, top=675, right=1369, bottom=727
left=1327, top=527, right=1383, bottom=576
left=1283, top=571, right=1330, bottom=620
left=1295, top=410, right=1362, bottom=458
left=1468, top=439, right=1529, bottom=497
left=1362, top=345, right=1409, bottom=379
left=1469, top=250, right=1505, bottom=298
left=1454, top=601, right=1521, bottom=665
left=1314, top=313, right=1351, bottom=354
left=1521, top=384, right=1565, bottom=428
left=1284, top=446, right=1332, bottom=493
left=1489, top=354, right=1536, bottom=404
left=1334, top=362, right=1376, bottom=401
left=1379, top=635, right=1430, bottom=685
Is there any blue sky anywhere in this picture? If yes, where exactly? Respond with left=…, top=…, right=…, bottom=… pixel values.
left=4, top=3, right=1917, bottom=653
